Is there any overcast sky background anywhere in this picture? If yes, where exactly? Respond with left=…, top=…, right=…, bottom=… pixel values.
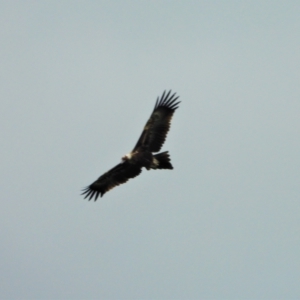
left=1, top=1, right=300, bottom=299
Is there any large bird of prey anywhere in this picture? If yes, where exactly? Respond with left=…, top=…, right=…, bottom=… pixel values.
left=82, top=90, right=180, bottom=200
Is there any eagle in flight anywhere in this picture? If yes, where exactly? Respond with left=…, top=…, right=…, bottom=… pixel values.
left=82, top=90, right=180, bottom=200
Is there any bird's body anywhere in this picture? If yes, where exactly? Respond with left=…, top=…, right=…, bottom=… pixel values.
left=82, top=90, right=180, bottom=200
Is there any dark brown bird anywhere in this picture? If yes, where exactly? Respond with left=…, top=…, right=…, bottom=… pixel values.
left=82, top=90, right=180, bottom=200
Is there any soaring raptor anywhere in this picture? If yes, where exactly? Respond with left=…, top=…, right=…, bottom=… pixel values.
left=82, top=90, right=180, bottom=200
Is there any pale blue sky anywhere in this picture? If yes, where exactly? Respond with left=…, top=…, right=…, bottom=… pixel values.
left=1, top=1, right=300, bottom=299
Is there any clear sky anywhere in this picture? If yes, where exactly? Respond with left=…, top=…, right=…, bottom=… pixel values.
left=1, top=1, right=300, bottom=299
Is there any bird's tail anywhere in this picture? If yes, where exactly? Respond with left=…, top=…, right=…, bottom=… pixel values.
left=151, top=151, right=173, bottom=170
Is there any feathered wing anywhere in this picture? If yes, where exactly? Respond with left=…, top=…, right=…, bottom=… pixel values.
left=133, top=90, right=180, bottom=152
left=81, top=162, right=142, bottom=201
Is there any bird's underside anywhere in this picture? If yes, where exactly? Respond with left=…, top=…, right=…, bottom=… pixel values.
left=82, top=90, right=180, bottom=200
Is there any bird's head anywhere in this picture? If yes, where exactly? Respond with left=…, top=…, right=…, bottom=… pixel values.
left=121, top=152, right=132, bottom=162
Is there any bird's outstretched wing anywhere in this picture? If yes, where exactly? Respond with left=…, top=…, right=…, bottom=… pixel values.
left=82, top=162, right=142, bottom=201
left=133, top=90, right=180, bottom=152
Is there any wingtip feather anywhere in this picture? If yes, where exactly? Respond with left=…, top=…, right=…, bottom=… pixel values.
left=155, top=90, right=180, bottom=110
